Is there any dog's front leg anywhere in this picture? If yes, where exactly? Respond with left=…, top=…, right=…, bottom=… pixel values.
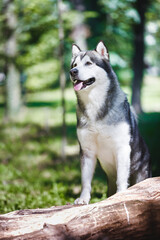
left=74, top=151, right=97, bottom=205
left=116, top=146, right=131, bottom=192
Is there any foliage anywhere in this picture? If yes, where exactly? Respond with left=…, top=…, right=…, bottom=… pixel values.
left=86, top=0, right=160, bottom=83
left=0, top=0, right=160, bottom=214
left=0, top=0, right=160, bottom=87
left=145, top=1, right=160, bottom=68
left=25, top=60, right=60, bottom=91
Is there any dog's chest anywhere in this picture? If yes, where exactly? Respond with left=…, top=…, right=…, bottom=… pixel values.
left=77, top=120, right=130, bottom=176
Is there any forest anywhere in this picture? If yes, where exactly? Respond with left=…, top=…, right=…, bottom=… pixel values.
left=0, top=0, right=160, bottom=214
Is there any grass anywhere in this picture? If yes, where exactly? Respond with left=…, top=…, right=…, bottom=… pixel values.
left=0, top=121, right=107, bottom=213
left=0, top=76, right=160, bottom=214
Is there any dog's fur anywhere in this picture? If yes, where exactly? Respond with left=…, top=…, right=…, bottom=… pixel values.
left=70, top=41, right=151, bottom=204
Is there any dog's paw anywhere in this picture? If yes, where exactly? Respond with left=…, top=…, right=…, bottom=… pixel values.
left=74, top=198, right=89, bottom=205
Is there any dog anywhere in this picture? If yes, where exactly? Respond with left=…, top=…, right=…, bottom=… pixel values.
left=70, top=41, right=151, bottom=204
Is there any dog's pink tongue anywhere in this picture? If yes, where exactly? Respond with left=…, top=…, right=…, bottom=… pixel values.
left=74, top=81, right=83, bottom=91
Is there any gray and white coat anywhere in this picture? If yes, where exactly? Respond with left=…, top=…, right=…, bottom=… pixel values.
left=70, top=41, right=151, bottom=204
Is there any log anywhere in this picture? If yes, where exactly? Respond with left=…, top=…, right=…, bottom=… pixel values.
left=0, top=177, right=160, bottom=240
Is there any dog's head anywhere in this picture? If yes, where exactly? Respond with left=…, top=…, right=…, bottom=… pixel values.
left=70, top=41, right=114, bottom=92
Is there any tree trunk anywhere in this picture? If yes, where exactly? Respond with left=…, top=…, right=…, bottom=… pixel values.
left=58, top=0, right=67, bottom=161
left=6, top=63, right=21, bottom=118
left=3, top=0, right=21, bottom=120
left=85, top=0, right=107, bottom=48
left=131, top=0, right=149, bottom=114
left=0, top=177, right=160, bottom=240
left=71, top=0, right=89, bottom=50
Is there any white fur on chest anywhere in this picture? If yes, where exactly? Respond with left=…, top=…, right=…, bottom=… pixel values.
left=77, top=120, right=130, bottom=177
left=77, top=71, right=109, bottom=122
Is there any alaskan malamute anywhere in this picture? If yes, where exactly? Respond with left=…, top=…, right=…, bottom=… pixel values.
left=70, top=41, right=151, bottom=204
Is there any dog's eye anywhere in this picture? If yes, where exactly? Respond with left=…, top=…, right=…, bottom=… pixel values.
left=85, top=62, right=92, bottom=66
left=73, top=63, right=77, bottom=67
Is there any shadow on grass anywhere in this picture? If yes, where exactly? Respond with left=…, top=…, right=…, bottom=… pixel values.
left=0, top=121, right=77, bottom=166
left=0, top=112, right=159, bottom=177
left=26, top=100, right=76, bottom=113
left=26, top=102, right=58, bottom=108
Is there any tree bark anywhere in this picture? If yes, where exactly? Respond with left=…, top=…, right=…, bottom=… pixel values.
left=58, top=0, right=67, bottom=161
left=131, top=0, right=150, bottom=114
left=0, top=177, right=160, bottom=240
left=71, top=0, right=89, bottom=50
left=3, top=0, right=21, bottom=120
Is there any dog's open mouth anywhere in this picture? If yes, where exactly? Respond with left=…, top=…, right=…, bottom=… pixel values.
left=73, top=77, right=95, bottom=91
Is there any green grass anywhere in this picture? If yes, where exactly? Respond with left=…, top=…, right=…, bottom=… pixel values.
left=0, top=88, right=107, bottom=214
left=0, top=121, right=107, bottom=213
left=0, top=76, right=160, bottom=214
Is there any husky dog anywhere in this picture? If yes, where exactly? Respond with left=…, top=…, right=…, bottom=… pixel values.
left=70, top=41, right=151, bottom=204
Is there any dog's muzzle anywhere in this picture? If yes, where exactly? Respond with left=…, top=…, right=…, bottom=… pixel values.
left=72, top=78, right=95, bottom=91
left=70, top=68, right=78, bottom=77
left=70, top=68, right=95, bottom=91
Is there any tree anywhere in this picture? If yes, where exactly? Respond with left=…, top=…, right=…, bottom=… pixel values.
left=58, top=0, right=67, bottom=160
left=2, top=0, right=21, bottom=119
left=71, top=0, right=89, bottom=50
left=131, top=0, right=150, bottom=114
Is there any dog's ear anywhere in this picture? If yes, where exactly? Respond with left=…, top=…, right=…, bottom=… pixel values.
left=72, top=44, right=81, bottom=58
left=96, top=41, right=109, bottom=61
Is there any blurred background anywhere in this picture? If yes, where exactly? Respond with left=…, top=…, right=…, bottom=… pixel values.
left=0, top=0, right=160, bottom=213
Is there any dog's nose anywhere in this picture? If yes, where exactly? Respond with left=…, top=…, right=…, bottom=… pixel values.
left=70, top=68, right=78, bottom=77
